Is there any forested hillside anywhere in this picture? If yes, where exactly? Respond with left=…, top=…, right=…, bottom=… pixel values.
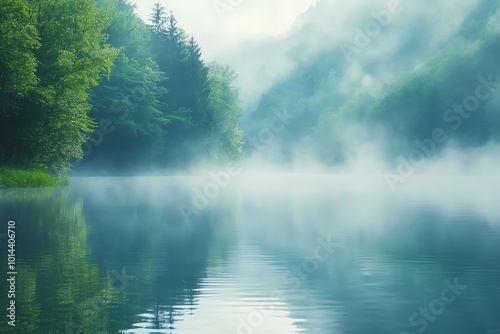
left=245, top=0, right=500, bottom=165
left=0, top=0, right=243, bottom=175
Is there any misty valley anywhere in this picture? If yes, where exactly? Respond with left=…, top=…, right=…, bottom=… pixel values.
left=1, top=0, right=500, bottom=333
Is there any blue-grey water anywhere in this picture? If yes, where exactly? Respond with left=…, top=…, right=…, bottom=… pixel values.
left=1, top=175, right=500, bottom=334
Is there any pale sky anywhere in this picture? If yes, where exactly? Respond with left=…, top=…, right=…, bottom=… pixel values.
left=129, top=0, right=318, bottom=61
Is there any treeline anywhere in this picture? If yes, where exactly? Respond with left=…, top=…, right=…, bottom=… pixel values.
left=0, top=0, right=243, bottom=174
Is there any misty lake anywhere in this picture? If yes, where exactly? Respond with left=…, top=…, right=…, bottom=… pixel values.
left=1, top=175, right=500, bottom=334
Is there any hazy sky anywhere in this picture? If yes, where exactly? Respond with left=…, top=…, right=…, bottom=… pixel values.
left=129, top=0, right=318, bottom=61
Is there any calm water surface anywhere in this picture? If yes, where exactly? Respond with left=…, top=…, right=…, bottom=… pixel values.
left=1, top=175, right=499, bottom=334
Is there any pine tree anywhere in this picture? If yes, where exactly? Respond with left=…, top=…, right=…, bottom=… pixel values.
left=150, top=2, right=167, bottom=35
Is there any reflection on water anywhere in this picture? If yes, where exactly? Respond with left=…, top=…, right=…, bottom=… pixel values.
left=0, top=176, right=500, bottom=333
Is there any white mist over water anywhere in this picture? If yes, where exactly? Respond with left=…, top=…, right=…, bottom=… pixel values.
left=67, top=172, right=500, bottom=333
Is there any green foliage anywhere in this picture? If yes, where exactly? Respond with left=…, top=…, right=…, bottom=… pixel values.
left=207, top=62, right=244, bottom=161
left=0, top=0, right=39, bottom=97
left=87, top=2, right=244, bottom=169
left=79, top=0, right=168, bottom=172
left=0, top=0, right=117, bottom=172
left=75, top=1, right=244, bottom=172
left=366, top=18, right=500, bottom=145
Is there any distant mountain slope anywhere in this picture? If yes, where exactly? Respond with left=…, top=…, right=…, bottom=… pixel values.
left=243, top=0, right=500, bottom=164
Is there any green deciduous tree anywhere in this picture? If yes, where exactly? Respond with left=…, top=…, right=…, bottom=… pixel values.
left=206, top=63, right=243, bottom=162
left=0, top=0, right=117, bottom=172
left=0, top=0, right=40, bottom=164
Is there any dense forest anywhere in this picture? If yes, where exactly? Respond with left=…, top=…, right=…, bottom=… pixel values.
left=0, top=0, right=243, bottom=175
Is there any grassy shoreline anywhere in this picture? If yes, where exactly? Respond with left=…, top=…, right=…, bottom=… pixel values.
left=0, top=167, right=65, bottom=188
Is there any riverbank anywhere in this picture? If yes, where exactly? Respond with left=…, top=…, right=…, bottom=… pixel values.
left=0, top=167, right=64, bottom=188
